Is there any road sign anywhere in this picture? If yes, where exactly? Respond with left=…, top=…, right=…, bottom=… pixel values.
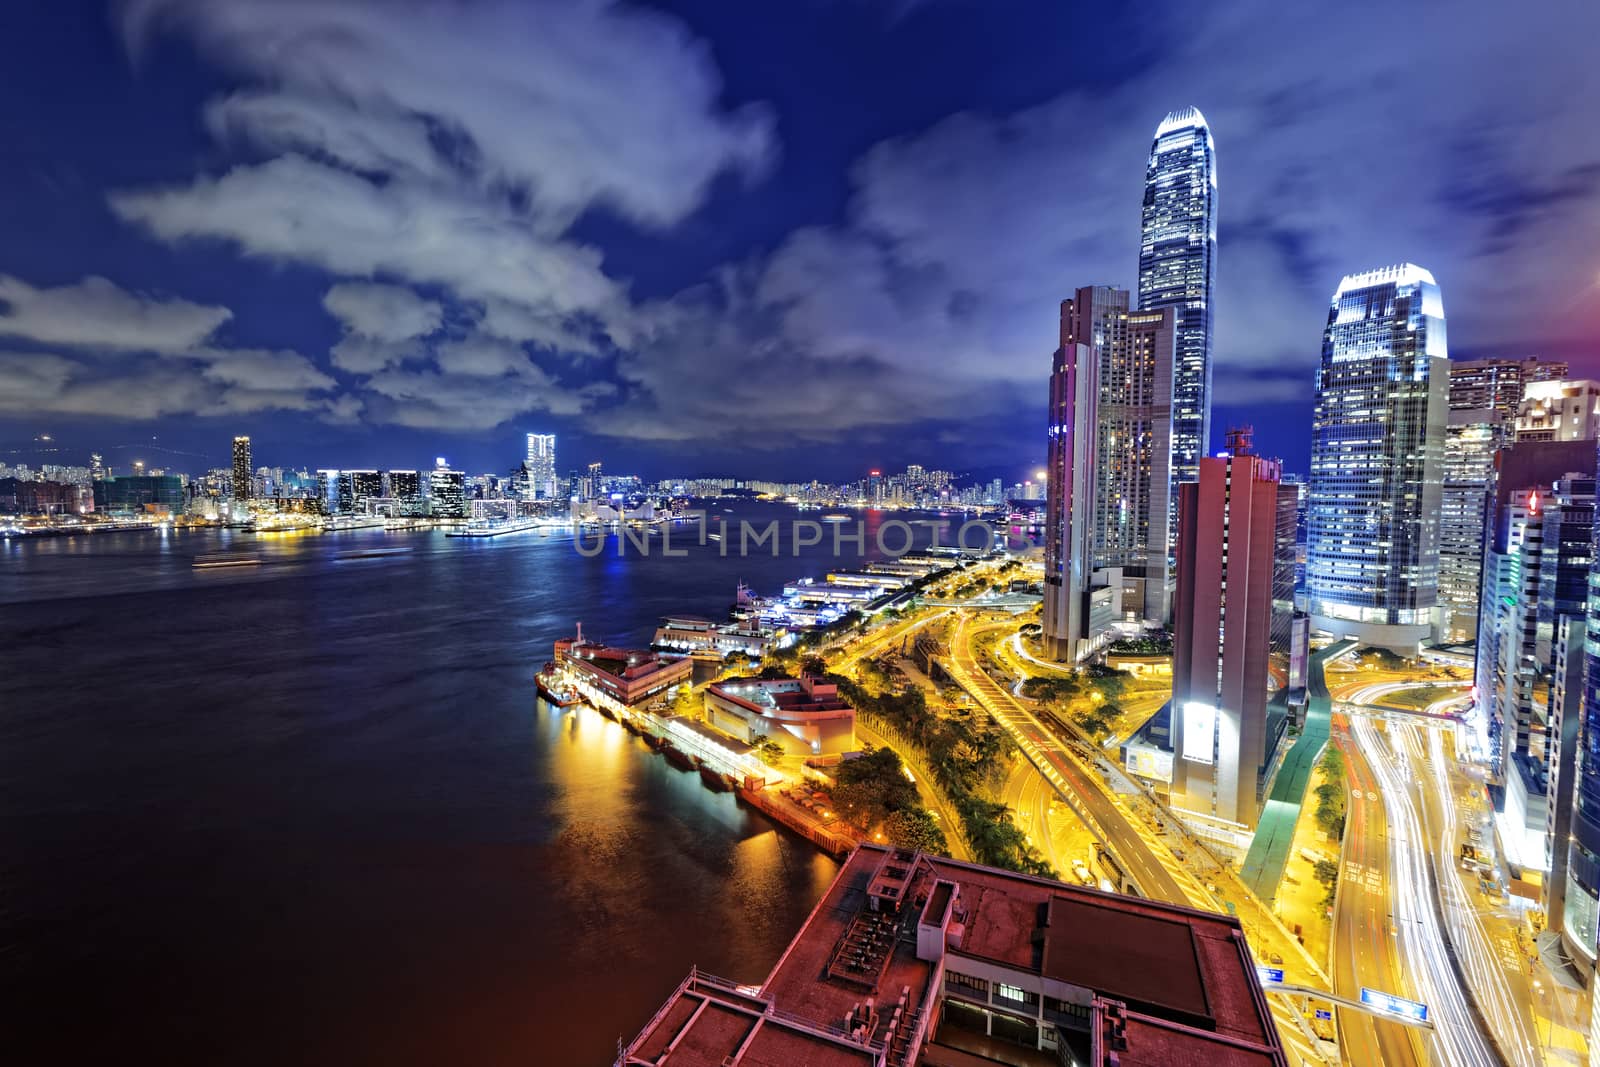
left=1315, top=1009, right=1332, bottom=1021
left=1359, top=987, right=1429, bottom=1024
left=1256, top=965, right=1285, bottom=986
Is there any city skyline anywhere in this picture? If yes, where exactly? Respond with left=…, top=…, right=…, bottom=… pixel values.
left=2, top=2, right=1598, bottom=480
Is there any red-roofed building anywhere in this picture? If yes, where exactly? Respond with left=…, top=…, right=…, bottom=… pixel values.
left=556, top=630, right=692, bottom=707
left=615, top=844, right=1287, bottom=1067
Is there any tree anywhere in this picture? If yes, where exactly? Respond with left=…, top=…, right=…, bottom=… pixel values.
left=753, top=737, right=785, bottom=766
left=758, top=664, right=789, bottom=680
left=799, top=654, right=829, bottom=677
left=884, top=809, right=948, bottom=854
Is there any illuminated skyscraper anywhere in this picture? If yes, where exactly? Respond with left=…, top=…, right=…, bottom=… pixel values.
left=231, top=435, right=252, bottom=501
left=429, top=457, right=466, bottom=518
left=1043, top=301, right=1101, bottom=662
left=525, top=433, right=557, bottom=499
left=1138, top=107, right=1216, bottom=536
left=1306, top=265, right=1448, bottom=653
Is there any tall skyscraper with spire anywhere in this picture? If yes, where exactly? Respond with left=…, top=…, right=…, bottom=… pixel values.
left=1138, top=107, right=1216, bottom=540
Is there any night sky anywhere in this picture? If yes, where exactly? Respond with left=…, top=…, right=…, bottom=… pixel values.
left=1, top=0, right=1598, bottom=482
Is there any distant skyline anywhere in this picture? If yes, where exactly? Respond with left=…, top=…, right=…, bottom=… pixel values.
left=2, top=1, right=1600, bottom=481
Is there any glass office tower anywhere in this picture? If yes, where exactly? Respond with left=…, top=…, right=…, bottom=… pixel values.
left=1306, top=264, right=1448, bottom=652
left=1138, top=107, right=1216, bottom=542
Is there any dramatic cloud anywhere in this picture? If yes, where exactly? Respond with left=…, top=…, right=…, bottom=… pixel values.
left=0, top=276, right=336, bottom=419
left=91, top=0, right=1600, bottom=460
left=0, top=275, right=230, bottom=352
left=121, top=0, right=774, bottom=228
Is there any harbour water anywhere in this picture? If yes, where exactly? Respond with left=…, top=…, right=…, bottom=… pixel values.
left=1, top=503, right=964, bottom=1065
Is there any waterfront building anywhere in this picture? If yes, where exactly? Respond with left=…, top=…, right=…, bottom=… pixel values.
left=93, top=475, right=185, bottom=516
left=428, top=457, right=466, bottom=518
left=316, top=469, right=339, bottom=514
left=525, top=433, right=556, bottom=499
left=651, top=615, right=769, bottom=659
left=1451, top=355, right=1568, bottom=416
left=1515, top=380, right=1600, bottom=442
left=616, top=844, right=1286, bottom=1067
left=386, top=469, right=423, bottom=515
left=1439, top=409, right=1505, bottom=641
left=1171, top=428, right=1283, bottom=829
left=1306, top=264, right=1448, bottom=653
left=344, top=469, right=382, bottom=513
left=555, top=632, right=692, bottom=707
left=231, top=435, right=251, bottom=501
left=1138, top=107, right=1216, bottom=539
left=704, top=674, right=855, bottom=757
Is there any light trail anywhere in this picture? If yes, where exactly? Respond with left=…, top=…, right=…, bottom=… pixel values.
left=1352, top=714, right=1501, bottom=1067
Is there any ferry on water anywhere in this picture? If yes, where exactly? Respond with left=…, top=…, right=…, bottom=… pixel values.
left=534, top=663, right=581, bottom=707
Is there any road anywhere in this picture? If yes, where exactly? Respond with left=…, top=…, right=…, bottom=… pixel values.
left=1343, top=711, right=1511, bottom=1067
left=1330, top=713, right=1427, bottom=1067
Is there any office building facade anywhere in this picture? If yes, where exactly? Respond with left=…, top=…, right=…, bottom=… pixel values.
left=1565, top=437, right=1600, bottom=965
left=525, top=433, right=557, bottom=499
left=1306, top=265, right=1448, bottom=652
left=428, top=458, right=466, bottom=518
left=1450, top=355, right=1567, bottom=417
left=1439, top=409, right=1504, bottom=641
left=1138, top=107, right=1216, bottom=537
left=1171, top=432, right=1281, bottom=828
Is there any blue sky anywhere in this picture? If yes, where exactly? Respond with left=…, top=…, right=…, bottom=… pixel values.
left=2, top=0, right=1599, bottom=482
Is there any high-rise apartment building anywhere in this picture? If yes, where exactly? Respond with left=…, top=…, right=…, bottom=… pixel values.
left=1042, top=300, right=1105, bottom=662
left=231, top=435, right=251, bottom=501
left=525, top=433, right=557, bottom=499
left=1062, top=286, right=1176, bottom=625
left=1138, top=107, right=1216, bottom=530
left=429, top=457, right=466, bottom=518
left=1306, top=265, right=1448, bottom=653
left=1515, top=380, right=1600, bottom=442
left=1171, top=429, right=1282, bottom=828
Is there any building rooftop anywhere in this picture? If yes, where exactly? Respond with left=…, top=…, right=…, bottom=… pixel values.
left=618, top=845, right=1284, bottom=1067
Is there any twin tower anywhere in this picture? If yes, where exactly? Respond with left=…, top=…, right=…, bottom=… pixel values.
left=1043, top=107, right=1216, bottom=662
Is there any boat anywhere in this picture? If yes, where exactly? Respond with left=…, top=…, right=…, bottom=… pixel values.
left=662, top=743, right=695, bottom=771
left=821, top=513, right=851, bottom=522
left=699, top=764, right=733, bottom=792
left=193, top=552, right=261, bottom=569
left=534, top=665, right=581, bottom=707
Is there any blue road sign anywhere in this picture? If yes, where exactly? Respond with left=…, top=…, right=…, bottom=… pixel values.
left=1360, top=987, right=1429, bottom=1024
left=1315, top=1009, right=1332, bottom=1021
left=1256, top=965, right=1285, bottom=986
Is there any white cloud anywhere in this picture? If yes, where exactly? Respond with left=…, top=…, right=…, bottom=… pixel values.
left=0, top=275, right=231, bottom=352
left=322, top=282, right=443, bottom=343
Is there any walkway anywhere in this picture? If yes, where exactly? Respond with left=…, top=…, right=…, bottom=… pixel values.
left=1241, top=638, right=1358, bottom=901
